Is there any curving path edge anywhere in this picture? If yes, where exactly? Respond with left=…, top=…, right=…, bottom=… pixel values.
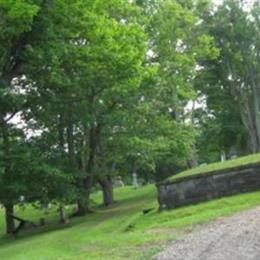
left=155, top=206, right=260, bottom=260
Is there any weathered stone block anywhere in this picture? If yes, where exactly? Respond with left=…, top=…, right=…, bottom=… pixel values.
left=157, top=163, right=260, bottom=210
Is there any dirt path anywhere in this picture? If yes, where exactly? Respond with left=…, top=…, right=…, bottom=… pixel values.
left=155, top=206, right=260, bottom=260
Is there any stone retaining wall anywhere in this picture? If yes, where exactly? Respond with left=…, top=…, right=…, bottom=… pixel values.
left=157, top=163, right=260, bottom=209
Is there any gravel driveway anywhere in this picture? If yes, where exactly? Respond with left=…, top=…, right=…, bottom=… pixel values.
left=155, top=206, right=260, bottom=260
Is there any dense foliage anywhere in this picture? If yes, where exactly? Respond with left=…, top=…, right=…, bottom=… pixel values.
left=0, top=0, right=259, bottom=233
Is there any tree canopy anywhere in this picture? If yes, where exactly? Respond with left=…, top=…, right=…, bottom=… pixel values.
left=0, top=0, right=259, bottom=234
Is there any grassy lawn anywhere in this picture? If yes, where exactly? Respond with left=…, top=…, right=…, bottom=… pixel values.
left=0, top=185, right=260, bottom=259
left=168, top=153, right=260, bottom=182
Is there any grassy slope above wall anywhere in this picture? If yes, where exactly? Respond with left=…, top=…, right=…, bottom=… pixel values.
left=167, top=153, right=260, bottom=182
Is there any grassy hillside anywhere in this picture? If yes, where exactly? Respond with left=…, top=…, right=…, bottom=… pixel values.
left=0, top=185, right=260, bottom=259
left=168, top=153, right=260, bottom=182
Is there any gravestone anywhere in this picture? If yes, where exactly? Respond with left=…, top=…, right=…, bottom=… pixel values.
left=132, top=172, right=138, bottom=188
left=114, top=176, right=124, bottom=187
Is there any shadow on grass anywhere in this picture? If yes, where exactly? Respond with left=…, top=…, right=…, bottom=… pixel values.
left=0, top=189, right=158, bottom=248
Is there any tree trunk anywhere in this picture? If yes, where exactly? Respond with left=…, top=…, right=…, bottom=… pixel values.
left=65, top=120, right=92, bottom=216
left=99, top=176, right=114, bottom=206
left=251, top=87, right=260, bottom=152
left=77, top=124, right=101, bottom=215
left=58, top=114, right=65, bottom=151
left=188, top=101, right=198, bottom=167
left=4, top=203, right=15, bottom=234
left=66, top=122, right=76, bottom=167
left=239, top=100, right=258, bottom=153
left=234, top=43, right=260, bottom=153
left=76, top=176, right=93, bottom=216
left=2, top=125, right=15, bottom=234
left=76, top=199, right=89, bottom=216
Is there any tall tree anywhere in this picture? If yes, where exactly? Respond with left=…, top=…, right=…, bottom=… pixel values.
left=21, top=0, right=147, bottom=214
left=201, top=0, right=260, bottom=152
left=141, top=0, right=219, bottom=167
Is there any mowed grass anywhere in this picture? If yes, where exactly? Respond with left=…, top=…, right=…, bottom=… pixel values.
left=168, top=153, right=260, bottom=182
left=0, top=186, right=260, bottom=260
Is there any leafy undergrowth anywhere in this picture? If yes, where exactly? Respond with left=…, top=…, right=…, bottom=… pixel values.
left=168, top=153, right=260, bottom=182
left=0, top=186, right=260, bottom=259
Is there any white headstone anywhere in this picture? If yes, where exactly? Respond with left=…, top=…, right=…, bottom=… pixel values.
left=221, top=151, right=226, bottom=162
left=132, top=172, right=138, bottom=188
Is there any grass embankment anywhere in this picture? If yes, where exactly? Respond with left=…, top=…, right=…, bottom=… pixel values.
left=0, top=185, right=260, bottom=259
left=168, top=153, right=260, bottom=182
